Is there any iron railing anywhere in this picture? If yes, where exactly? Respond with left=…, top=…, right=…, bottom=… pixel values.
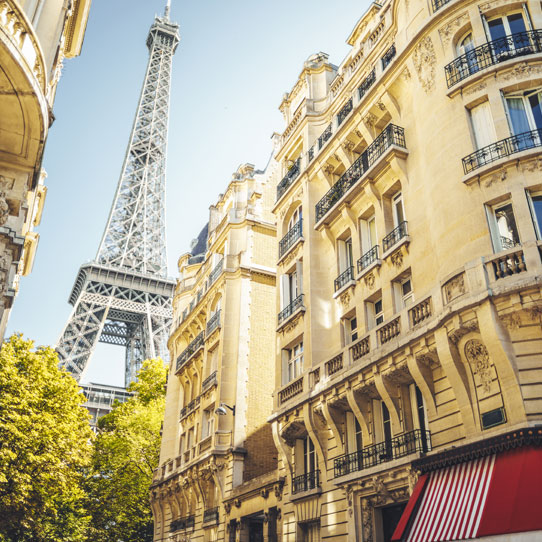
left=206, top=310, right=221, bottom=336
left=176, top=331, right=205, bottom=372
left=337, top=98, right=353, bottom=126
left=382, top=221, right=408, bottom=252
left=203, top=507, right=219, bottom=524
left=308, top=145, right=315, bottom=162
left=277, top=158, right=301, bottom=200
left=358, top=69, right=376, bottom=100
left=431, top=0, right=451, bottom=11
left=278, top=294, right=304, bottom=324
left=315, top=124, right=406, bottom=222
left=462, top=128, right=542, bottom=173
left=334, top=266, right=354, bottom=292
left=180, top=395, right=200, bottom=419
left=357, top=245, right=379, bottom=273
left=208, top=259, right=224, bottom=287
left=381, top=44, right=396, bottom=70
left=292, top=470, right=320, bottom=494
left=202, top=371, right=218, bottom=391
left=170, top=515, right=195, bottom=532
left=318, top=124, right=333, bottom=149
left=279, top=219, right=303, bottom=258
left=334, top=429, right=431, bottom=477
left=445, top=30, right=542, bottom=87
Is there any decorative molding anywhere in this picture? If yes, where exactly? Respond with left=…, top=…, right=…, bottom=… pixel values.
left=438, top=13, right=469, bottom=46
left=413, top=36, right=436, bottom=93
left=391, top=250, right=403, bottom=268
left=400, top=65, right=411, bottom=81
left=448, top=320, right=479, bottom=344
left=340, top=290, right=352, bottom=308
left=464, top=81, right=487, bottom=96
left=464, top=339, right=492, bottom=394
left=443, top=272, right=466, bottom=304
left=499, top=311, right=521, bottom=330
left=364, top=272, right=375, bottom=289
left=484, top=168, right=507, bottom=188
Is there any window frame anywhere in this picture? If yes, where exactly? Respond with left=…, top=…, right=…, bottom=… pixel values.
left=486, top=199, right=521, bottom=252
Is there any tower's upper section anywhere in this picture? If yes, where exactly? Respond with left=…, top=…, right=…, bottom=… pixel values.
left=96, top=6, right=179, bottom=277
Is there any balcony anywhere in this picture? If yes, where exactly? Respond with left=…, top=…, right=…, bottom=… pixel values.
left=318, top=123, right=333, bottom=150
left=203, top=507, right=219, bottom=525
left=170, top=515, right=195, bottom=532
left=180, top=396, right=200, bottom=420
left=176, top=331, right=205, bottom=372
left=445, top=30, right=542, bottom=88
left=431, top=0, right=451, bottom=11
left=279, top=376, right=303, bottom=405
left=462, top=129, right=542, bottom=174
left=279, top=219, right=303, bottom=259
left=315, top=124, right=406, bottom=224
left=202, top=371, right=218, bottom=392
left=334, top=430, right=431, bottom=477
left=334, top=266, right=355, bottom=292
left=292, top=470, right=320, bottom=494
left=358, top=69, right=376, bottom=100
left=276, top=158, right=301, bottom=201
left=382, top=221, right=408, bottom=253
left=379, top=316, right=401, bottom=345
left=381, top=44, right=396, bottom=70
left=326, top=353, right=343, bottom=376
left=278, top=294, right=305, bottom=325
left=409, top=297, right=432, bottom=327
left=206, top=310, right=221, bottom=336
left=350, top=336, right=370, bottom=362
left=357, top=245, right=380, bottom=274
left=337, top=98, right=353, bottom=126
left=207, top=259, right=223, bottom=288
left=485, top=246, right=527, bottom=281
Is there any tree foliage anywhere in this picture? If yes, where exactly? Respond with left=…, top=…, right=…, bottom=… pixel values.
left=85, top=358, right=167, bottom=542
left=0, top=334, right=93, bottom=542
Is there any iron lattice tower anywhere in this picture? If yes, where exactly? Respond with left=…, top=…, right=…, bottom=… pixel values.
left=57, top=5, right=179, bottom=387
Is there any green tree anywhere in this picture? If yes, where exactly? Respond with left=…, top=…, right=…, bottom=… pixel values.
left=0, top=334, right=93, bottom=542
left=85, top=358, right=167, bottom=542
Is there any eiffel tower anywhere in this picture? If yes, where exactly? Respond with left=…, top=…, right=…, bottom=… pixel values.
left=56, top=2, right=179, bottom=394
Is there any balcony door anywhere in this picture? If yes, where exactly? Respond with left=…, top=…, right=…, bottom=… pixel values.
left=470, top=102, right=497, bottom=150
left=392, top=193, right=405, bottom=228
left=505, top=89, right=542, bottom=148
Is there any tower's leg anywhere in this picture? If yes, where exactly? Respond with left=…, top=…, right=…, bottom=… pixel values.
left=56, top=293, right=110, bottom=381
left=125, top=321, right=145, bottom=388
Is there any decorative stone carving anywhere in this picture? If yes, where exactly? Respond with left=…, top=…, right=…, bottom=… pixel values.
left=364, top=272, right=375, bottom=289
left=274, top=480, right=285, bottom=500
left=391, top=250, right=403, bottom=268
left=281, top=244, right=301, bottom=267
left=464, top=339, right=493, bottom=394
left=502, top=62, right=542, bottom=81
left=439, top=13, right=469, bottom=45
left=283, top=315, right=300, bottom=334
left=443, top=273, right=466, bottom=304
left=500, top=311, right=521, bottom=330
left=407, top=467, right=419, bottom=494
left=0, top=183, right=9, bottom=226
left=377, top=101, right=386, bottom=111
left=342, top=140, right=356, bottom=152
left=361, top=498, right=374, bottom=542
left=324, top=164, right=335, bottom=175
left=400, top=66, right=411, bottom=81
left=484, top=168, right=507, bottom=188
left=340, top=290, right=351, bottom=308
left=464, top=81, right=487, bottom=96
left=521, top=157, right=542, bottom=173
left=448, top=320, right=479, bottom=344
left=224, top=502, right=231, bottom=514
left=355, top=130, right=363, bottom=139
left=527, top=304, right=542, bottom=327
left=413, top=36, right=436, bottom=93
left=363, top=112, right=377, bottom=127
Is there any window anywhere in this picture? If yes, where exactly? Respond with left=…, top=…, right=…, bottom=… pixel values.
left=527, top=192, right=542, bottom=239
left=337, top=236, right=354, bottom=273
left=394, top=274, right=413, bottom=310
left=280, top=262, right=303, bottom=309
left=299, top=521, right=320, bottom=542
left=409, top=384, right=429, bottom=451
left=367, top=297, right=384, bottom=329
left=345, top=411, right=363, bottom=453
left=470, top=102, right=497, bottom=150
left=288, top=206, right=302, bottom=231
left=343, top=315, right=358, bottom=345
left=360, top=214, right=377, bottom=254
left=282, top=342, right=303, bottom=385
left=456, top=33, right=480, bottom=77
left=202, top=408, right=214, bottom=439
left=485, top=12, right=528, bottom=56
left=504, top=89, right=542, bottom=147
left=487, top=201, right=520, bottom=251
left=392, top=193, right=405, bottom=228
left=303, top=435, right=317, bottom=474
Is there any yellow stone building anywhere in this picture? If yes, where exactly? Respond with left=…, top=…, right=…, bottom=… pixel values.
left=151, top=158, right=283, bottom=542
left=0, top=0, right=91, bottom=337
left=155, top=0, right=542, bottom=540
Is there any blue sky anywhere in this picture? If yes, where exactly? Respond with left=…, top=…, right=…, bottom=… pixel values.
left=8, top=0, right=370, bottom=386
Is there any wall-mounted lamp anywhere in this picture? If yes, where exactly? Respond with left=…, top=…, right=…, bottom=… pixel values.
left=215, top=403, right=236, bottom=416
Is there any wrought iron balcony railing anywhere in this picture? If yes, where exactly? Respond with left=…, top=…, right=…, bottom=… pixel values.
left=382, top=221, right=408, bottom=252
left=206, top=309, right=221, bottom=336
left=358, top=69, right=376, bottom=100
left=462, top=129, right=542, bottom=174
left=334, top=266, right=354, bottom=292
left=431, top=0, right=451, bottom=11
left=308, top=145, right=315, bottom=162
left=334, top=429, right=431, bottom=477
left=337, top=98, right=353, bottom=126
left=202, top=371, right=218, bottom=392
left=357, top=245, right=379, bottom=273
left=276, top=158, right=301, bottom=201
left=315, top=124, right=406, bottom=222
left=208, top=259, right=224, bottom=288
left=279, top=219, right=303, bottom=258
left=318, top=124, right=333, bottom=149
left=445, top=30, right=542, bottom=88
left=180, top=395, right=200, bottom=419
left=381, top=44, right=396, bottom=70
left=278, top=294, right=304, bottom=324
left=176, top=331, right=205, bottom=372
left=170, top=515, right=195, bottom=532
left=203, top=507, right=219, bottom=524
left=292, top=469, right=320, bottom=494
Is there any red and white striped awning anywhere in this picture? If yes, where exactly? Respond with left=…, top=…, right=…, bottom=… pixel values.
left=393, top=447, right=542, bottom=542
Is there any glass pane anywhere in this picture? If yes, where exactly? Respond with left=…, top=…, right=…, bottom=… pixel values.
left=495, top=203, right=520, bottom=248
left=488, top=18, right=506, bottom=41
left=529, top=93, right=542, bottom=130
left=508, top=13, right=526, bottom=34
left=394, top=196, right=405, bottom=226
left=532, top=196, right=542, bottom=239
left=368, top=217, right=377, bottom=247
left=506, top=98, right=531, bottom=135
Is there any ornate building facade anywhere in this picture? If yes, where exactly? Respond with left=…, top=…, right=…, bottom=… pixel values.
left=151, top=157, right=282, bottom=542
left=155, top=0, right=542, bottom=540
left=0, top=0, right=91, bottom=338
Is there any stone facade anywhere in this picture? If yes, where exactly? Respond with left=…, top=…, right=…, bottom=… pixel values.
left=0, top=0, right=91, bottom=338
left=151, top=158, right=281, bottom=542
left=155, top=0, right=542, bottom=540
